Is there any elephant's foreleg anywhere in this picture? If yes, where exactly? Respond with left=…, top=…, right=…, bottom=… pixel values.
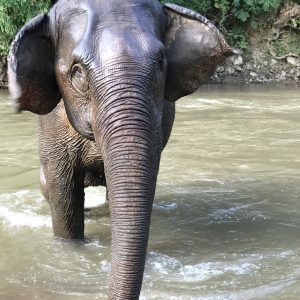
left=40, top=165, right=49, bottom=201
left=45, top=166, right=85, bottom=240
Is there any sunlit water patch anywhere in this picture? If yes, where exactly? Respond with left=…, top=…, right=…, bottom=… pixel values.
left=1, top=85, right=300, bottom=299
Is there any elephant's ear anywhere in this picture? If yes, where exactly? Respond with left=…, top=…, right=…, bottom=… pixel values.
left=8, top=14, right=61, bottom=114
left=163, top=4, right=235, bottom=102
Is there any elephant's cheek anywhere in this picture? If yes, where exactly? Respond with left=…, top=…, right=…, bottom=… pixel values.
left=62, top=95, right=95, bottom=141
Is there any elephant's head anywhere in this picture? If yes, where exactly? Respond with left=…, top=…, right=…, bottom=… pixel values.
left=8, top=0, right=234, bottom=298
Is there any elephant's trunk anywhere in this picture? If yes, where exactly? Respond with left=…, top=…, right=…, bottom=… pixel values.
left=92, top=70, right=161, bottom=299
left=105, top=136, right=156, bottom=300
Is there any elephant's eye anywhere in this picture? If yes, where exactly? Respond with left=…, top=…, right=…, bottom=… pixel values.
left=70, top=63, right=88, bottom=92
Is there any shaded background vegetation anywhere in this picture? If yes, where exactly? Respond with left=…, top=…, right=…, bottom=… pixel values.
left=0, top=0, right=299, bottom=63
left=0, top=0, right=51, bottom=62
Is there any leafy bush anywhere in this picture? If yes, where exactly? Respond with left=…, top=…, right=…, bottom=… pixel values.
left=273, top=32, right=300, bottom=57
left=232, top=0, right=282, bottom=27
left=0, top=0, right=51, bottom=62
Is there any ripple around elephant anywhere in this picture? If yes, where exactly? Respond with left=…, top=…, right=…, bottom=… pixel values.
left=8, top=0, right=234, bottom=299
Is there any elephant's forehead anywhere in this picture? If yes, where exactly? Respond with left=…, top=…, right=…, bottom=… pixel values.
left=96, top=26, right=158, bottom=60
left=51, top=0, right=164, bottom=30
left=51, top=0, right=166, bottom=67
left=51, top=0, right=165, bottom=55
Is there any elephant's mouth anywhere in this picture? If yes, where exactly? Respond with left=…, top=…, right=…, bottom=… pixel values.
left=64, top=106, right=95, bottom=141
left=69, top=116, right=95, bottom=141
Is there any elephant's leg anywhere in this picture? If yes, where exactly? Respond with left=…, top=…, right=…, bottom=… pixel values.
left=40, top=165, right=49, bottom=201
left=44, top=164, right=85, bottom=240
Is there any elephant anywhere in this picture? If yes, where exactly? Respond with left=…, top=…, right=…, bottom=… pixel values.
left=8, top=0, right=235, bottom=299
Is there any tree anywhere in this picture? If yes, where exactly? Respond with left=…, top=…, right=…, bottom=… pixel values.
left=0, top=0, right=51, bottom=62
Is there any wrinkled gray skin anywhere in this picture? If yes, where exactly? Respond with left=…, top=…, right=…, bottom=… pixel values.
left=8, top=0, right=233, bottom=298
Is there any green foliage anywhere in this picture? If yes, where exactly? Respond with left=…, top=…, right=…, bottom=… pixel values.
left=226, top=27, right=249, bottom=50
left=0, top=0, right=51, bottom=62
left=290, top=35, right=300, bottom=56
left=273, top=39, right=288, bottom=56
left=291, top=17, right=300, bottom=28
left=232, top=0, right=282, bottom=23
left=273, top=32, right=300, bottom=57
left=214, top=0, right=230, bottom=29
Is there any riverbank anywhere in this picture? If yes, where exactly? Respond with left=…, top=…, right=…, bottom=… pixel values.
left=211, top=54, right=299, bottom=84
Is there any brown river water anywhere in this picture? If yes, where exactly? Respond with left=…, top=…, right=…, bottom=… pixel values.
left=0, top=84, right=300, bottom=299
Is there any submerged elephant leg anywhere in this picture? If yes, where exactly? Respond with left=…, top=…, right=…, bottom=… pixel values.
left=43, top=164, right=85, bottom=240
left=40, top=165, right=49, bottom=201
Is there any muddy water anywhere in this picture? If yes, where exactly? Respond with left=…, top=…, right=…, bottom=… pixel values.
left=0, top=84, right=300, bottom=299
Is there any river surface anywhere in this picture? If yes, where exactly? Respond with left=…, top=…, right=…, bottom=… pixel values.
left=0, top=84, right=300, bottom=299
